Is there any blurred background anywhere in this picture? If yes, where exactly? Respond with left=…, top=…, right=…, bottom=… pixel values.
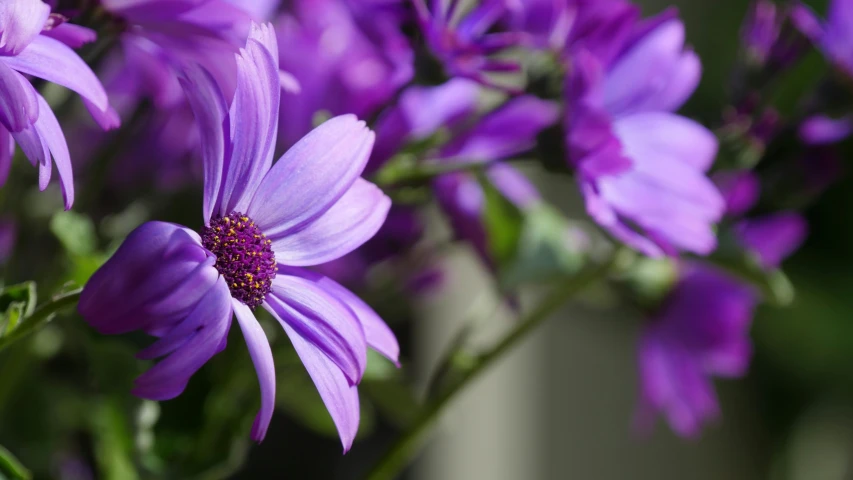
left=3, top=0, right=853, bottom=479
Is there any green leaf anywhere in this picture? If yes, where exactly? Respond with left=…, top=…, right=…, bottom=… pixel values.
left=0, top=282, right=37, bottom=339
left=362, top=379, right=420, bottom=428
left=0, top=445, right=30, bottom=480
left=50, top=210, right=97, bottom=256
left=92, top=399, right=139, bottom=480
left=499, top=204, right=586, bottom=289
left=480, top=176, right=524, bottom=268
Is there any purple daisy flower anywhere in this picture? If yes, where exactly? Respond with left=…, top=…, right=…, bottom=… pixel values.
left=276, top=0, right=413, bottom=148
left=78, top=24, right=397, bottom=451
left=414, top=0, right=525, bottom=89
left=565, top=12, right=725, bottom=257
left=636, top=264, right=758, bottom=437
left=0, top=0, right=116, bottom=208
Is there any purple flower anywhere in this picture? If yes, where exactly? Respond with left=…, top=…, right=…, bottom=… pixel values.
left=735, top=212, right=808, bottom=269
left=713, top=170, right=760, bottom=218
left=414, top=0, right=524, bottom=89
left=799, top=114, right=853, bottom=145
left=636, top=264, right=757, bottom=437
left=792, top=0, right=853, bottom=76
left=742, top=0, right=780, bottom=64
left=566, top=14, right=724, bottom=257
left=276, top=0, right=413, bottom=148
left=78, top=24, right=396, bottom=451
left=0, top=0, right=116, bottom=209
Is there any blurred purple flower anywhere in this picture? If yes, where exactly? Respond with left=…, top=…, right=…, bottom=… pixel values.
left=792, top=0, right=853, bottom=76
left=566, top=13, right=724, bottom=257
left=636, top=264, right=757, bottom=437
left=713, top=170, right=760, bottom=218
left=799, top=114, right=853, bottom=145
left=0, top=0, right=116, bottom=209
left=414, top=0, right=524, bottom=89
left=276, top=0, right=413, bottom=148
left=0, top=218, right=16, bottom=265
left=742, top=0, right=780, bottom=63
left=78, top=24, right=396, bottom=451
left=735, top=212, right=808, bottom=269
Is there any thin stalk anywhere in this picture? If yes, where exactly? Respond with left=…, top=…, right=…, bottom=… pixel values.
left=0, top=289, right=82, bottom=352
left=363, top=260, right=613, bottom=480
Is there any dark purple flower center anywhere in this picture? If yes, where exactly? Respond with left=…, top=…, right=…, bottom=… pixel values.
left=201, top=212, right=276, bottom=308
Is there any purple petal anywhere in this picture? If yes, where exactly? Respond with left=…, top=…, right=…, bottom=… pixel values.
left=789, top=3, right=824, bottom=43
left=279, top=266, right=399, bottom=365
left=0, top=60, right=39, bottom=132
left=4, top=35, right=112, bottom=118
left=233, top=300, right=277, bottom=442
left=132, top=278, right=232, bottom=400
left=0, top=125, right=12, bottom=187
left=279, top=319, right=360, bottom=452
left=11, top=93, right=74, bottom=208
left=603, top=19, right=700, bottom=115
left=41, top=24, right=97, bottom=48
left=440, top=95, right=559, bottom=161
left=219, top=23, right=281, bottom=215
left=247, top=115, right=375, bottom=237
left=0, top=0, right=50, bottom=56
left=486, top=163, right=541, bottom=209
left=798, top=114, right=853, bottom=145
left=179, top=64, right=229, bottom=223
left=78, top=222, right=212, bottom=334
left=265, top=273, right=368, bottom=385
left=270, top=178, right=391, bottom=266
left=713, top=170, right=760, bottom=217
left=613, top=111, right=719, bottom=172
left=735, top=212, right=807, bottom=269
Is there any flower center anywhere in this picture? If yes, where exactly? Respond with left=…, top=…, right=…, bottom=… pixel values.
left=201, top=212, right=276, bottom=308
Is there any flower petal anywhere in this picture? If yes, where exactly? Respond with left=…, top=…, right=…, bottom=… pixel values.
left=219, top=23, right=281, bottom=215
left=280, top=319, right=360, bottom=452
left=4, top=35, right=111, bottom=117
left=41, top=23, right=97, bottom=48
left=0, top=0, right=50, bottom=56
left=179, top=64, right=229, bottom=223
left=132, top=277, right=232, bottom=400
left=232, top=300, right=277, bottom=442
left=11, top=93, right=74, bottom=209
left=78, top=222, right=210, bottom=334
left=265, top=273, right=367, bottom=385
left=280, top=267, right=400, bottom=365
left=270, top=178, right=391, bottom=266
left=0, top=60, right=39, bottom=132
left=248, top=115, right=374, bottom=237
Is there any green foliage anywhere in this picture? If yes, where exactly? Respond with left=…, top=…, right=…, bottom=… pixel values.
left=0, top=445, right=30, bottom=480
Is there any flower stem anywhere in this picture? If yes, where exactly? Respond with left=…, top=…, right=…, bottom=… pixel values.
left=0, top=289, right=82, bottom=352
left=363, top=261, right=613, bottom=480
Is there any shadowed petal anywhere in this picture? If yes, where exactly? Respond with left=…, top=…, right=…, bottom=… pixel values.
left=735, top=212, right=807, bottom=269
left=4, top=36, right=112, bottom=120
left=248, top=115, right=374, bottom=237
left=0, top=125, right=12, bottom=187
left=280, top=319, right=360, bottom=452
left=0, top=60, right=39, bottom=132
left=219, top=23, right=281, bottom=215
left=265, top=273, right=367, bottom=385
left=279, top=267, right=399, bottom=365
left=78, top=222, right=211, bottom=334
left=233, top=300, right=276, bottom=442
left=180, top=65, right=229, bottom=223
left=11, top=94, right=74, bottom=208
left=0, top=0, right=50, bottom=56
left=132, top=277, right=232, bottom=400
left=270, top=179, right=391, bottom=266
left=42, top=23, right=97, bottom=48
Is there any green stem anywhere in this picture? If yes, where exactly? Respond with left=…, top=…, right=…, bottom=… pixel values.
left=0, top=444, right=31, bottom=480
left=363, top=262, right=612, bottom=480
left=0, top=290, right=81, bottom=353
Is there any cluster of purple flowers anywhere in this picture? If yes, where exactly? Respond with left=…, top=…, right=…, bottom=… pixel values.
left=0, top=0, right=846, bottom=456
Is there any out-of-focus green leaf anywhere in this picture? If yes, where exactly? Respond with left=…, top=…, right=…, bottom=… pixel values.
left=362, top=379, right=420, bottom=428
left=277, top=366, right=375, bottom=439
left=480, top=176, right=524, bottom=269
left=0, top=282, right=37, bottom=340
left=68, top=252, right=109, bottom=287
left=364, top=350, right=398, bottom=381
left=92, top=400, right=138, bottom=480
left=499, top=204, right=586, bottom=289
left=50, top=211, right=97, bottom=256
left=0, top=445, right=30, bottom=480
